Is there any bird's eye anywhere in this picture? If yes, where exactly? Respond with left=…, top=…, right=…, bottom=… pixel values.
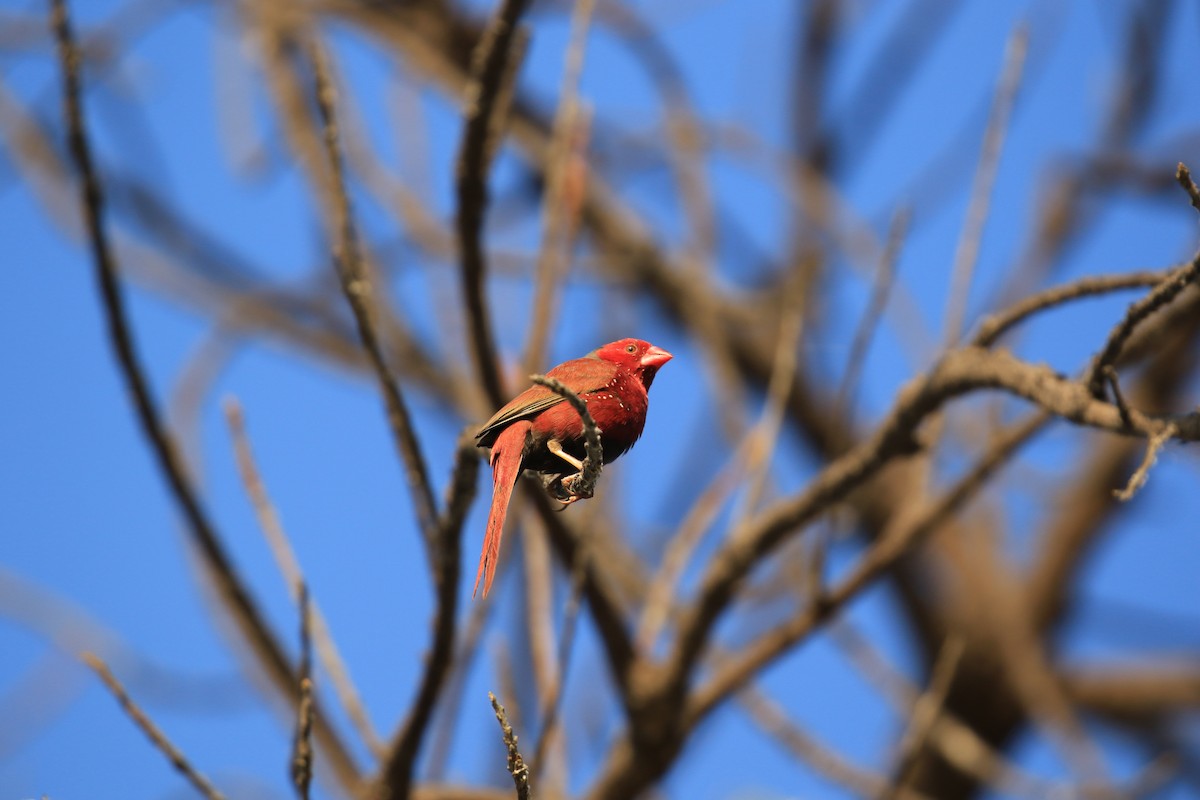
left=626, top=344, right=637, bottom=353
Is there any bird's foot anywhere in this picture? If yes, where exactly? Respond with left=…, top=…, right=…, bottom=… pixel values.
left=540, top=471, right=593, bottom=506
left=560, top=471, right=594, bottom=501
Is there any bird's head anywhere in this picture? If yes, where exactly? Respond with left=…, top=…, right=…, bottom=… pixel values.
left=593, top=338, right=673, bottom=388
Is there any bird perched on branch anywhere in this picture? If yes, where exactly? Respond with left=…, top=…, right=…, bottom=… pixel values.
left=473, top=338, right=673, bottom=598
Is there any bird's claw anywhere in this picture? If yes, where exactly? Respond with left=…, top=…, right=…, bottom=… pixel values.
left=560, top=472, right=594, bottom=501
left=541, top=471, right=593, bottom=505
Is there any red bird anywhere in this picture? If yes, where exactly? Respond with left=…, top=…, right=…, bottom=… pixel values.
left=473, top=338, right=673, bottom=597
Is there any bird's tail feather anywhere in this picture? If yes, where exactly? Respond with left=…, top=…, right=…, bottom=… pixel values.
left=473, top=421, right=530, bottom=598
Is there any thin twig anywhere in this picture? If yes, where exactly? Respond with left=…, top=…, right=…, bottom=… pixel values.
left=529, top=538, right=589, bottom=783
left=378, top=434, right=479, bottom=799
left=50, top=2, right=361, bottom=792
left=224, top=398, right=385, bottom=757
left=635, top=451, right=744, bottom=652
left=82, top=653, right=226, bottom=800
left=523, top=0, right=597, bottom=374
left=529, top=374, right=603, bottom=498
left=291, top=586, right=314, bottom=800
left=731, top=267, right=809, bottom=523
left=1177, top=162, right=1200, bottom=214
left=306, top=34, right=442, bottom=558
left=883, top=636, right=966, bottom=800
left=838, top=206, right=910, bottom=411
left=738, top=683, right=903, bottom=798
left=831, top=622, right=1091, bottom=799
left=1102, top=366, right=1133, bottom=430
left=688, top=410, right=1051, bottom=723
left=457, top=0, right=533, bottom=408
left=1113, top=423, right=1176, bottom=502
left=424, top=576, right=502, bottom=781
left=522, top=513, right=560, bottom=784
left=972, top=270, right=1170, bottom=348
left=1085, top=254, right=1200, bottom=396
left=489, top=692, right=532, bottom=800
left=943, top=25, right=1027, bottom=344
left=671, top=344, right=1200, bottom=717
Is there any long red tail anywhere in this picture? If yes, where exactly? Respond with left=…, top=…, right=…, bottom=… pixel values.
left=473, top=421, right=530, bottom=598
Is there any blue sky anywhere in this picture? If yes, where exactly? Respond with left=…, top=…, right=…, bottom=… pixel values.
left=2, top=0, right=1199, bottom=798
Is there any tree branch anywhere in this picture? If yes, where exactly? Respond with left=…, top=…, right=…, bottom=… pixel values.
left=456, top=0, right=532, bottom=408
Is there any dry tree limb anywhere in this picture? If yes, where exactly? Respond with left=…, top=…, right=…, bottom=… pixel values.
left=838, top=206, right=910, bottom=412
left=635, top=446, right=744, bottom=652
left=50, top=1, right=363, bottom=793
left=306, top=34, right=442, bottom=558
left=489, top=692, right=532, bottom=800
left=830, top=622, right=1147, bottom=799
left=426, top=546, right=513, bottom=779
left=583, top=410, right=1046, bottom=800
left=971, top=269, right=1171, bottom=348
left=292, top=586, right=315, bottom=800
left=943, top=25, right=1027, bottom=344
left=1064, top=664, right=1200, bottom=722
left=637, top=270, right=807, bottom=651
left=688, top=409, right=1051, bottom=723
left=964, top=546, right=1109, bottom=780
left=82, top=653, right=227, bottom=800
left=667, top=345, right=1193, bottom=716
left=224, top=398, right=385, bottom=758
left=309, top=30, right=487, bottom=794
left=526, top=488, right=634, bottom=697
left=528, top=530, right=590, bottom=785
left=1102, top=366, right=1134, bottom=430
left=1113, top=422, right=1176, bottom=502
left=731, top=269, right=809, bottom=523
left=522, top=513, right=560, bottom=781
left=522, top=0, right=596, bottom=374
left=293, top=678, right=315, bottom=800
left=737, top=683, right=919, bottom=799
left=378, top=434, right=480, bottom=799
left=458, top=0, right=533, bottom=408
left=1085, top=254, right=1200, bottom=397
left=884, top=636, right=966, bottom=800
left=1177, top=162, right=1200, bottom=214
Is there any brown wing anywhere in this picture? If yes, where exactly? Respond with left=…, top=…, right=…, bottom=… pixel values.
left=475, top=356, right=617, bottom=447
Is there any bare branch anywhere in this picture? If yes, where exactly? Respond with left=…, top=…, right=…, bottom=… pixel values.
left=291, top=587, right=314, bottom=800
left=689, top=410, right=1049, bottom=723
left=839, top=206, right=910, bottom=411
left=489, top=692, right=532, bottom=800
left=1102, top=366, right=1134, bottom=429
left=224, top=398, right=385, bottom=757
left=83, top=653, right=226, bottom=800
left=306, top=35, right=443, bottom=560
left=669, top=343, right=1200, bottom=714
left=972, top=270, right=1171, bottom=348
left=529, top=536, right=589, bottom=784
left=522, top=0, right=596, bottom=374
left=49, top=2, right=363, bottom=792
left=944, top=25, right=1027, bottom=344
left=1177, top=162, right=1200, bottom=214
left=1086, top=254, right=1200, bottom=396
left=457, top=0, right=533, bottom=408
left=884, top=637, right=966, bottom=800
left=1113, top=422, right=1176, bottom=502
left=378, top=434, right=479, bottom=799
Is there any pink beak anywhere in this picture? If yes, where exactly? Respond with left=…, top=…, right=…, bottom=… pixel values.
left=640, top=345, right=673, bottom=369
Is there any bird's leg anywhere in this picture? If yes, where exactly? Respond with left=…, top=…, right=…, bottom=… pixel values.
left=546, top=439, right=585, bottom=471
left=544, top=440, right=591, bottom=504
